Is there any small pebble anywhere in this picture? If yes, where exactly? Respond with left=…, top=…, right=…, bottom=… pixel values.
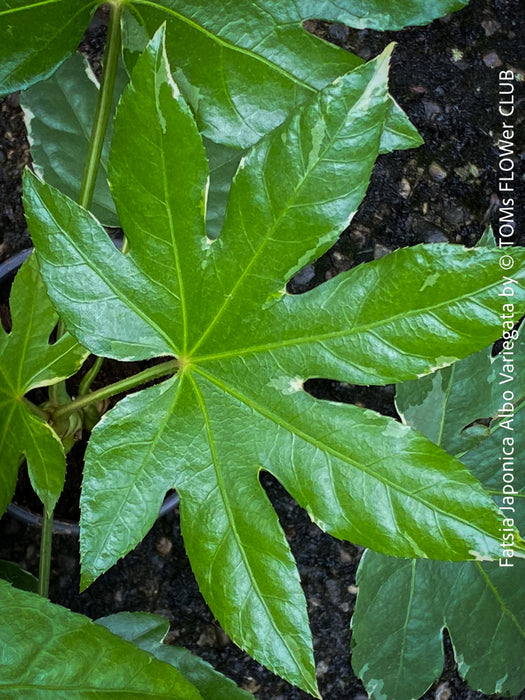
left=435, top=682, right=452, bottom=700
left=483, top=51, right=502, bottom=68
left=316, top=659, right=330, bottom=676
left=429, top=162, right=447, bottom=182
left=242, top=678, right=261, bottom=693
left=197, top=626, right=217, bottom=647
left=444, top=206, right=469, bottom=226
left=292, top=264, right=315, bottom=286
left=399, top=177, right=412, bottom=199
left=426, top=230, right=448, bottom=244
left=328, top=23, right=349, bottom=43
left=423, top=101, right=442, bottom=120
left=374, top=244, right=392, bottom=260
left=156, top=536, right=172, bottom=557
left=481, top=19, right=501, bottom=36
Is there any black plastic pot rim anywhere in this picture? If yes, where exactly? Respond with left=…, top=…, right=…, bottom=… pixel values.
left=1, top=247, right=180, bottom=536
left=7, top=494, right=180, bottom=537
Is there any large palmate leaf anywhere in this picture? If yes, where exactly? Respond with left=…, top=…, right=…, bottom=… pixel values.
left=0, top=580, right=204, bottom=698
left=98, top=612, right=253, bottom=700
left=351, top=327, right=525, bottom=699
left=24, top=31, right=525, bottom=695
left=0, top=0, right=98, bottom=95
left=21, top=51, right=128, bottom=226
left=0, top=253, right=87, bottom=516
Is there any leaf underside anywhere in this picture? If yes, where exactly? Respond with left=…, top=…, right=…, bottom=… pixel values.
left=20, top=51, right=128, bottom=226
left=24, top=28, right=525, bottom=697
left=352, top=327, right=525, bottom=699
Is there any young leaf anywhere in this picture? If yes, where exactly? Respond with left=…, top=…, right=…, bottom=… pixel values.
left=297, top=0, right=470, bottom=30
left=123, top=0, right=422, bottom=151
left=21, top=51, right=128, bottom=226
left=24, top=32, right=525, bottom=695
left=0, top=580, right=204, bottom=698
left=0, top=0, right=98, bottom=95
left=0, top=253, right=87, bottom=515
left=98, top=612, right=254, bottom=700
left=352, top=330, right=525, bottom=699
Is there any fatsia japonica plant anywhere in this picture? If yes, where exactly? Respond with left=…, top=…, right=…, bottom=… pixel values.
left=1, top=0, right=525, bottom=697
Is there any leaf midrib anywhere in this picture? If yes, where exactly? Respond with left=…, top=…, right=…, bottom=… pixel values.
left=190, top=105, right=384, bottom=357
left=473, top=562, right=525, bottom=639
left=193, top=275, right=502, bottom=364
left=194, top=365, right=501, bottom=553
left=157, top=76, right=188, bottom=352
left=188, top=373, right=312, bottom=687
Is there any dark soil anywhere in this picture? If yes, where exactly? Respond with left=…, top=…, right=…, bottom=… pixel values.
left=1, top=1, right=524, bottom=698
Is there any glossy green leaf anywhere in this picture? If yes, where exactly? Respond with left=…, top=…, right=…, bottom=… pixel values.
left=0, top=253, right=87, bottom=515
left=0, top=560, right=38, bottom=592
left=122, top=0, right=422, bottom=151
left=21, top=51, right=128, bottom=226
left=297, top=0, right=470, bottom=30
left=0, top=580, right=204, bottom=698
left=0, top=0, right=98, bottom=95
left=98, top=612, right=254, bottom=700
left=352, top=329, right=525, bottom=699
left=24, top=33, right=525, bottom=696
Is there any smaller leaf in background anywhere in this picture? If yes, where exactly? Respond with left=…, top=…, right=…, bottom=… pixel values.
left=0, top=560, right=38, bottom=592
left=98, top=611, right=254, bottom=700
left=297, top=0, right=470, bottom=30
left=122, top=0, right=362, bottom=148
left=203, top=138, right=243, bottom=240
left=0, top=253, right=87, bottom=515
left=122, top=0, right=422, bottom=154
left=21, top=51, right=128, bottom=227
left=0, top=580, right=204, bottom=698
left=395, top=342, right=500, bottom=455
left=352, top=326, right=525, bottom=699
left=0, top=0, right=98, bottom=95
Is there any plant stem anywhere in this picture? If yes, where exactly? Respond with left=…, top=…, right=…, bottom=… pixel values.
left=23, top=396, right=49, bottom=421
left=78, top=356, right=105, bottom=396
left=51, top=3, right=123, bottom=407
left=53, top=360, right=178, bottom=420
left=38, top=506, right=53, bottom=598
left=79, top=2, right=123, bottom=210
